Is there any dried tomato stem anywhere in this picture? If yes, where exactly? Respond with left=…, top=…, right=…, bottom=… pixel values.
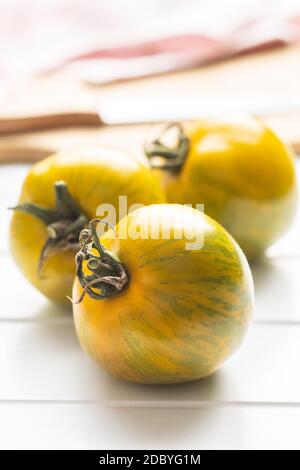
left=11, top=181, right=88, bottom=276
left=145, top=123, right=190, bottom=171
left=70, top=219, right=128, bottom=304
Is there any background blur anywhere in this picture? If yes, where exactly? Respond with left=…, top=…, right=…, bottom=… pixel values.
left=1, top=0, right=300, bottom=85
left=1, top=0, right=300, bottom=161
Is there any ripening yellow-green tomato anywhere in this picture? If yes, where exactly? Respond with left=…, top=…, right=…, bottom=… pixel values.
left=10, top=148, right=165, bottom=303
left=146, top=115, right=298, bottom=260
left=72, top=205, right=254, bottom=384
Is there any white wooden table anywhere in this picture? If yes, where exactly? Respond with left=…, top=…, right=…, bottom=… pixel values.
left=0, top=162, right=300, bottom=450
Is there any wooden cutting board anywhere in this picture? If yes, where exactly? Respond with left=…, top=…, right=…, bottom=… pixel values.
left=1, top=44, right=300, bottom=164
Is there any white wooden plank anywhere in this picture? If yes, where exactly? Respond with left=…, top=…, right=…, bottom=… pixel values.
left=0, top=254, right=70, bottom=320
left=1, top=251, right=299, bottom=322
left=267, top=201, right=300, bottom=258
left=0, top=403, right=299, bottom=450
left=0, top=165, right=28, bottom=201
left=0, top=164, right=29, bottom=254
left=267, top=156, right=300, bottom=257
left=252, top=256, right=300, bottom=322
left=1, top=321, right=300, bottom=404
left=0, top=206, right=12, bottom=254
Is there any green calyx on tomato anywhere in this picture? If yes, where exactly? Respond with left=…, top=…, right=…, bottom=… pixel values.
left=145, top=123, right=190, bottom=171
left=11, top=180, right=88, bottom=275
left=71, top=219, right=128, bottom=304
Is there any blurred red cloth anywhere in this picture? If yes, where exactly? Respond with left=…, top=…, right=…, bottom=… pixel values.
left=1, top=0, right=300, bottom=84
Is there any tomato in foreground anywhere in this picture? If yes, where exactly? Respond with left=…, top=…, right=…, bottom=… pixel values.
left=72, top=204, right=254, bottom=384
left=145, top=115, right=298, bottom=260
left=10, top=148, right=164, bottom=303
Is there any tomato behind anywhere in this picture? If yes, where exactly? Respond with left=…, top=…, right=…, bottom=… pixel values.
left=10, top=148, right=165, bottom=303
left=148, top=116, right=298, bottom=260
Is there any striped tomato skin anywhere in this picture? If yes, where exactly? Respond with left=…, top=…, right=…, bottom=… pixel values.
left=73, top=204, right=254, bottom=384
left=155, top=116, right=298, bottom=260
